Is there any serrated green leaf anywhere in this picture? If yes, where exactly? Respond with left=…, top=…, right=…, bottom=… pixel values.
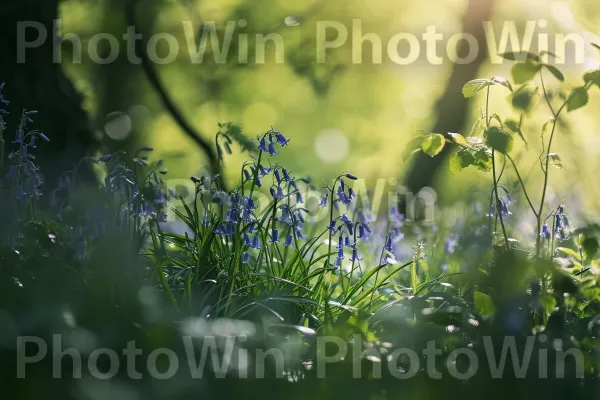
left=512, top=61, right=542, bottom=84
left=484, top=126, right=513, bottom=154
left=491, top=76, right=513, bottom=92
left=421, top=134, right=446, bottom=157
left=462, top=79, right=492, bottom=98
left=473, top=148, right=493, bottom=172
left=474, top=291, right=496, bottom=317
left=449, top=150, right=475, bottom=174
left=544, top=64, right=565, bottom=82
left=448, top=132, right=467, bottom=146
left=567, top=87, right=589, bottom=112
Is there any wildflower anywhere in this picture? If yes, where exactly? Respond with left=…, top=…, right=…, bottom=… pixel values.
left=284, top=230, right=293, bottom=247
left=384, top=236, right=393, bottom=252
left=319, top=192, right=328, bottom=207
left=258, top=137, right=268, bottom=152
left=282, top=168, right=291, bottom=182
left=445, top=237, right=458, bottom=254
left=242, top=252, right=250, bottom=264
left=498, top=199, right=512, bottom=217
left=345, top=173, right=358, bottom=180
left=267, top=142, right=278, bottom=156
left=243, top=168, right=252, bottom=181
left=270, top=228, right=280, bottom=243
left=349, top=247, right=362, bottom=262
left=296, top=191, right=303, bottom=203
left=275, top=132, right=290, bottom=146
left=540, top=224, right=550, bottom=239
left=274, top=169, right=282, bottom=183
left=337, top=235, right=345, bottom=260
left=251, top=234, right=262, bottom=249
left=38, top=133, right=50, bottom=143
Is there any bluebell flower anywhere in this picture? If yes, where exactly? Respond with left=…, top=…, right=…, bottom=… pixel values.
left=38, top=132, right=50, bottom=143
left=282, top=168, right=291, bottom=182
left=243, top=168, right=252, bottom=181
left=295, top=225, right=305, bottom=239
left=284, top=230, right=293, bottom=247
left=498, top=199, right=512, bottom=217
left=270, top=228, right=280, bottom=243
left=242, top=252, right=250, bottom=264
left=275, top=132, right=290, bottom=146
left=344, top=235, right=351, bottom=247
left=277, top=186, right=285, bottom=199
left=337, top=235, right=345, bottom=259
left=384, top=236, right=393, bottom=252
left=349, top=247, right=362, bottom=262
left=280, top=206, right=293, bottom=225
left=345, top=173, right=358, bottom=180
left=296, top=191, right=303, bottom=203
left=267, top=142, right=278, bottom=156
left=258, top=137, right=268, bottom=152
left=319, top=192, right=328, bottom=207
left=445, top=237, right=458, bottom=254
left=486, top=203, right=495, bottom=217
left=251, top=234, right=262, bottom=249
left=540, top=224, right=550, bottom=239
left=274, top=170, right=282, bottom=184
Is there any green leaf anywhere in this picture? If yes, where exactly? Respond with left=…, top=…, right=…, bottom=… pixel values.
left=491, top=76, right=513, bottom=92
left=512, top=61, right=542, bottom=84
left=449, top=150, right=475, bottom=174
left=583, top=70, right=600, bottom=87
left=592, top=43, right=600, bottom=52
left=545, top=153, right=563, bottom=169
left=505, top=119, right=528, bottom=146
left=462, top=79, right=492, bottom=98
left=511, top=85, right=538, bottom=112
left=567, top=87, right=589, bottom=112
left=472, top=148, right=493, bottom=172
left=499, top=52, right=540, bottom=62
left=557, top=247, right=582, bottom=261
left=421, top=134, right=446, bottom=157
left=474, top=291, right=496, bottom=317
left=544, top=64, right=565, bottom=82
left=582, top=238, right=599, bottom=261
left=402, top=134, right=427, bottom=159
left=484, top=126, right=513, bottom=154
left=448, top=132, right=467, bottom=146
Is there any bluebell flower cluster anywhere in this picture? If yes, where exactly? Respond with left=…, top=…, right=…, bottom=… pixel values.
left=256, top=128, right=290, bottom=156
left=554, top=205, right=569, bottom=241
left=6, top=110, right=49, bottom=205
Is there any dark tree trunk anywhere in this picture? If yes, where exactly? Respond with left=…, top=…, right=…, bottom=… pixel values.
left=403, top=0, right=495, bottom=195
left=0, top=1, right=93, bottom=186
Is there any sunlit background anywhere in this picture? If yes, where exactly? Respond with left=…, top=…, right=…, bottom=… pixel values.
left=60, top=0, right=600, bottom=236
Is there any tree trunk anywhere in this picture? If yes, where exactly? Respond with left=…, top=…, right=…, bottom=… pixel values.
left=0, top=0, right=93, bottom=186
left=403, top=0, right=495, bottom=195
